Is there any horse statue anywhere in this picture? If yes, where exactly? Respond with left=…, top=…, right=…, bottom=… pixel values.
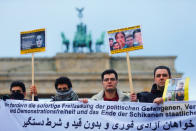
left=86, top=32, right=93, bottom=53
left=95, top=32, right=105, bottom=52
left=61, top=32, right=70, bottom=52
left=73, top=23, right=92, bottom=53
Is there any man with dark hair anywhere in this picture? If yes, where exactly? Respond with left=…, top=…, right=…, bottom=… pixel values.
left=109, top=38, right=114, bottom=50
left=112, top=42, right=121, bottom=50
left=131, top=66, right=171, bottom=104
left=175, top=80, right=184, bottom=101
left=52, top=76, right=78, bottom=101
left=133, top=29, right=142, bottom=46
left=125, top=34, right=134, bottom=48
left=2, top=81, right=38, bottom=101
left=91, top=69, right=129, bottom=101
left=153, top=66, right=171, bottom=79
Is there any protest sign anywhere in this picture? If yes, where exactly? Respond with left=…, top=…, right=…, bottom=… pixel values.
left=1, top=100, right=196, bottom=131
left=107, top=25, right=143, bottom=93
left=20, top=28, right=46, bottom=100
left=163, top=78, right=190, bottom=102
left=107, top=25, right=143, bottom=54
left=20, top=28, right=45, bottom=54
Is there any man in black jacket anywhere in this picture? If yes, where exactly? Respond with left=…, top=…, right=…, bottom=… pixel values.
left=131, top=66, right=171, bottom=104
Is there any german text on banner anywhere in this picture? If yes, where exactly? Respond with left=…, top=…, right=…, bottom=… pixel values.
left=0, top=100, right=196, bottom=131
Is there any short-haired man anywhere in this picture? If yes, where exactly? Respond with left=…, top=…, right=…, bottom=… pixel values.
left=175, top=80, right=184, bottom=101
left=133, top=29, right=142, bottom=46
left=2, top=81, right=38, bottom=101
left=112, top=42, right=121, bottom=50
left=109, top=38, right=114, bottom=50
left=52, top=76, right=78, bottom=101
left=131, top=66, right=171, bottom=104
left=125, top=34, right=134, bottom=48
left=91, top=69, right=129, bottom=101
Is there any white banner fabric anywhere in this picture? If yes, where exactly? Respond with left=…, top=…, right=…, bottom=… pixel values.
left=0, top=100, right=196, bottom=131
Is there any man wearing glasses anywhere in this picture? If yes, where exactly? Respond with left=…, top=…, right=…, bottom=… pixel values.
left=91, top=69, right=130, bottom=101
left=131, top=66, right=171, bottom=104
left=51, top=76, right=78, bottom=101
left=2, top=81, right=38, bottom=101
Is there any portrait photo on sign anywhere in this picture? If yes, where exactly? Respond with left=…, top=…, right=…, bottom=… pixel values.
left=20, top=29, right=46, bottom=54
left=163, top=78, right=190, bottom=102
left=33, top=32, right=45, bottom=49
left=107, top=25, right=143, bottom=54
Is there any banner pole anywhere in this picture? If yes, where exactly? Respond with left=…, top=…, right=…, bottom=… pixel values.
left=126, top=52, right=134, bottom=93
left=32, top=53, right=34, bottom=101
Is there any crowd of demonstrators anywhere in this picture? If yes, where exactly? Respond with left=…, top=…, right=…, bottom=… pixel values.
left=109, top=29, right=142, bottom=51
left=1, top=66, right=175, bottom=105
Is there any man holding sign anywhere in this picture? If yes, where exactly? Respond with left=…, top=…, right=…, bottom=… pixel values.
left=1, top=81, right=38, bottom=101
left=20, top=28, right=45, bottom=101
left=131, top=66, right=171, bottom=104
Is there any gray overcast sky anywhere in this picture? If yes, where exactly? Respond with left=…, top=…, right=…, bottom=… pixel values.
left=1, top=0, right=196, bottom=99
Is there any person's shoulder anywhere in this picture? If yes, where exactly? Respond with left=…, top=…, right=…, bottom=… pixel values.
left=117, top=88, right=130, bottom=101
left=151, top=83, right=157, bottom=90
left=70, top=91, right=79, bottom=101
left=71, top=90, right=78, bottom=96
left=122, top=94, right=130, bottom=101
left=91, top=93, right=100, bottom=100
left=91, top=90, right=104, bottom=101
left=1, top=95, right=10, bottom=101
left=137, top=92, right=155, bottom=103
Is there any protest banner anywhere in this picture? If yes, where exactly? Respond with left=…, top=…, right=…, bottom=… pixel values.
left=107, top=25, right=144, bottom=93
left=1, top=100, right=196, bottom=131
left=163, top=78, right=190, bottom=102
left=20, top=28, right=46, bottom=100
